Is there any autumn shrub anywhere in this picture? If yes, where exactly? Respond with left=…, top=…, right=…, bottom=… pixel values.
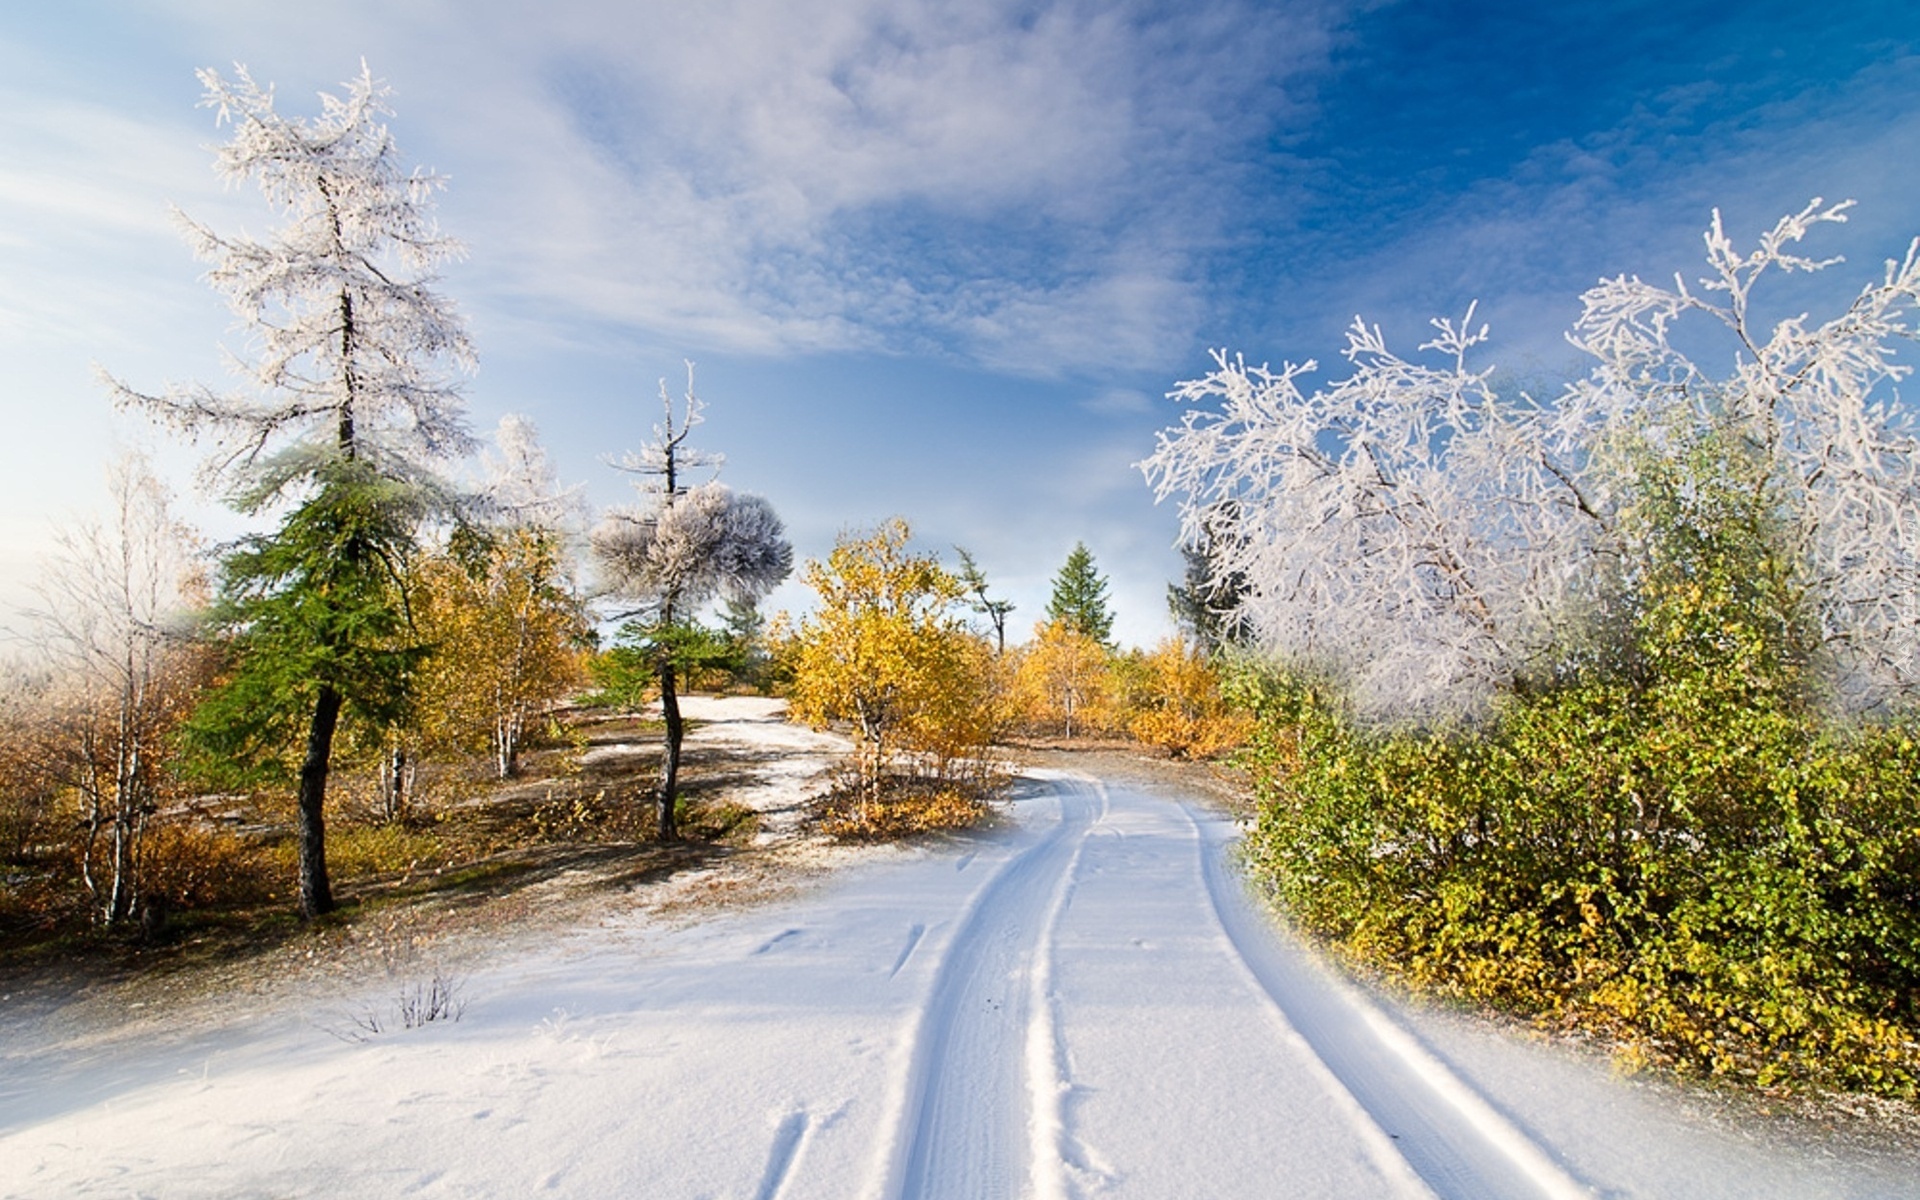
left=898, top=632, right=1015, bottom=783
left=0, top=692, right=62, bottom=866
left=142, top=822, right=282, bottom=910
left=784, top=521, right=1008, bottom=812
left=320, top=823, right=449, bottom=879
left=525, top=790, right=651, bottom=843
left=813, top=774, right=997, bottom=841
left=1126, top=637, right=1253, bottom=759
left=1239, top=663, right=1920, bottom=1097
left=1009, top=620, right=1124, bottom=738
left=409, top=531, right=590, bottom=779
left=679, top=798, right=762, bottom=845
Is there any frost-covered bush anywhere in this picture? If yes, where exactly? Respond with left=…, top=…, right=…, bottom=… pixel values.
left=1143, top=200, right=1920, bottom=719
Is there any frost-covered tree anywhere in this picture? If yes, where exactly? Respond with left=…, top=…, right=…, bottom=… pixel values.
left=107, top=63, right=474, bottom=493
left=107, top=63, right=473, bottom=916
left=27, top=456, right=204, bottom=926
left=592, top=369, right=792, bottom=839
left=1045, top=543, right=1115, bottom=645
left=478, top=413, right=586, bottom=535
left=1141, top=199, right=1920, bottom=719
left=1562, top=200, right=1920, bottom=712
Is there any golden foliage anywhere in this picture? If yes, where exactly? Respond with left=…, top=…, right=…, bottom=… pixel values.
left=782, top=520, right=1004, bottom=806
left=815, top=781, right=995, bottom=840
left=1010, top=620, right=1118, bottom=738
left=1126, top=637, right=1253, bottom=758
left=142, top=822, right=281, bottom=909
left=410, top=530, right=590, bottom=778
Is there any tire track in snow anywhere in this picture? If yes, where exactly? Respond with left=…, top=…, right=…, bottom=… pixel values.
left=1184, top=802, right=1595, bottom=1200
left=1023, top=779, right=1105, bottom=1200
left=875, top=779, right=1101, bottom=1200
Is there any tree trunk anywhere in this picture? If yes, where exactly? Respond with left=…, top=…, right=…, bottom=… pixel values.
left=494, top=709, right=520, bottom=779
left=657, top=659, right=682, bottom=842
left=107, top=704, right=138, bottom=925
left=107, top=802, right=135, bottom=925
left=384, top=742, right=410, bottom=822
left=855, top=705, right=884, bottom=819
left=79, top=787, right=105, bottom=923
left=297, top=684, right=342, bottom=917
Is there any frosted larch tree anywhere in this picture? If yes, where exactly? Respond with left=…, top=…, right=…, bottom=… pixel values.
left=591, top=369, right=792, bottom=839
left=106, top=63, right=474, bottom=916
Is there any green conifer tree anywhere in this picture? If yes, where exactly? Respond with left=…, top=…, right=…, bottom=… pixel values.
left=1046, top=542, right=1115, bottom=645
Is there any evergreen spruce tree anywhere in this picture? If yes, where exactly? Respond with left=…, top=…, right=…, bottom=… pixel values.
left=1166, top=503, right=1248, bottom=654
left=1046, top=542, right=1115, bottom=645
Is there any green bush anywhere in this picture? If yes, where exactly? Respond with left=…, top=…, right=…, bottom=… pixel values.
left=1234, top=657, right=1920, bottom=1098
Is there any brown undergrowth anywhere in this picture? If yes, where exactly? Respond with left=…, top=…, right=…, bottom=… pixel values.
left=809, top=775, right=1003, bottom=840
left=0, top=708, right=766, bottom=999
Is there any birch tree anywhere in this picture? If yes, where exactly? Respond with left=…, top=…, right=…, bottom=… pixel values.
left=784, top=520, right=976, bottom=811
left=1141, top=200, right=1920, bottom=720
left=1013, top=619, right=1110, bottom=738
left=411, top=416, right=589, bottom=785
left=591, top=370, right=792, bottom=839
left=107, top=63, right=473, bottom=916
left=27, top=456, right=204, bottom=926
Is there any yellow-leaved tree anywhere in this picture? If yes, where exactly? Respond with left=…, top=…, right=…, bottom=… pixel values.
left=1012, top=619, right=1114, bottom=738
left=411, top=527, right=589, bottom=783
left=1126, top=637, right=1251, bottom=759
left=784, top=520, right=999, bottom=812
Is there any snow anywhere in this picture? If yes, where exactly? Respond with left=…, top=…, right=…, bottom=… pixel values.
left=2, top=701, right=1916, bottom=1198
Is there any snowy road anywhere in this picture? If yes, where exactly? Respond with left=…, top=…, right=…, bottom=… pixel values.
left=2, top=772, right=1915, bottom=1198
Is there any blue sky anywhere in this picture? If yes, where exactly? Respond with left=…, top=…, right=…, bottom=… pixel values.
left=2, top=1, right=1917, bottom=647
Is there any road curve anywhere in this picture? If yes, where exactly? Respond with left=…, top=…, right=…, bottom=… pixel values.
left=874, top=773, right=1594, bottom=1200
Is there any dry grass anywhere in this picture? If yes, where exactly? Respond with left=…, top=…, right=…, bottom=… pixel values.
left=810, top=776, right=1000, bottom=840
left=0, top=707, right=764, bottom=981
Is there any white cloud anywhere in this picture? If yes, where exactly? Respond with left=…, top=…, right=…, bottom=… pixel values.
left=126, top=0, right=1343, bottom=374
left=1082, top=387, right=1154, bottom=416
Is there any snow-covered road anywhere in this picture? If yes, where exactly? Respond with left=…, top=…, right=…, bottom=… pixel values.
left=2, top=773, right=1915, bottom=1198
